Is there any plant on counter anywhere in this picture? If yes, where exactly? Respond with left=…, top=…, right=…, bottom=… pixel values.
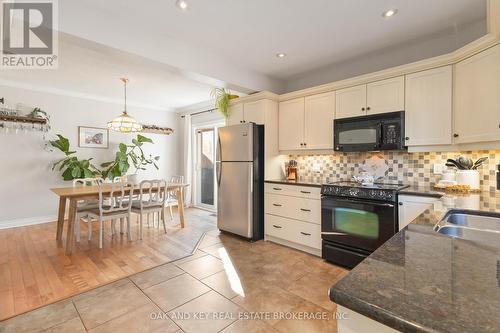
left=100, top=134, right=159, bottom=180
left=211, top=87, right=238, bottom=119
left=49, top=135, right=100, bottom=180
left=445, top=156, right=488, bottom=170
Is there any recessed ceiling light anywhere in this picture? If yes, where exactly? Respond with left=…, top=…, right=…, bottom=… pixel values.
left=276, top=53, right=286, bottom=59
left=382, top=9, right=398, bottom=18
left=176, top=0, right=189, bottom=10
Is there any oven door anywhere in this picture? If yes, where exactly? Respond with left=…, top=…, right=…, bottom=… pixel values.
left=321, top=196, right=397, bottom=252
left=334, top=119, right=381, bottom=152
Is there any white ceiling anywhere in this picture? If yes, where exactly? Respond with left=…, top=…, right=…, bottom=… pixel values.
left=59, top=0, right=486, bottom=83
left=7, top=0, right=486, bottom=110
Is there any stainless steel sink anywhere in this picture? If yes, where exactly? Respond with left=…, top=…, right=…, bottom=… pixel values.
left=434, top=210, right=500, bottom=242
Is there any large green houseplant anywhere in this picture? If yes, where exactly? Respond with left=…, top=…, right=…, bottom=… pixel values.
left=49, top=135, right=99, bottom=180
left=100, top=134, right=159, bottom=181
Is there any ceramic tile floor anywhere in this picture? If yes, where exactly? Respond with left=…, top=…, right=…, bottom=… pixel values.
left=0, top=230, right=349, bottom=333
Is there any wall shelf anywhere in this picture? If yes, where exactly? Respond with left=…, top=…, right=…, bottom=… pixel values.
left=0, top=114, right=48, bottom=124
left=141, top=125, right=174, bottom=135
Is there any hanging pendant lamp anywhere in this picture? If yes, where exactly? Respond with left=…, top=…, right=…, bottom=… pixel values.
left=107, top=78, right=143, bottom=133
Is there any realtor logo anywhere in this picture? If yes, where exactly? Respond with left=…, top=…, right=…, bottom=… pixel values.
left=1, top=0, right=58, bottom=69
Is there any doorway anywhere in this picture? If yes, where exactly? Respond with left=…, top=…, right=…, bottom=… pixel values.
left=193, top=122, right=224, bottom=211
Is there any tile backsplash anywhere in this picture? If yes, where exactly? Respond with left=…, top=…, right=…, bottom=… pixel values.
left=291, top=150, right=500, bottom=192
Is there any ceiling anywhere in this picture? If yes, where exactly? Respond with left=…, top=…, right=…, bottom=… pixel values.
left=6, top=1, right=487, bottom=110
left=60, top=0, right=486, bottom=86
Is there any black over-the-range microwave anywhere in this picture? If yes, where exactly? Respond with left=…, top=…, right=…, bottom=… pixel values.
left=333, top=111, right=406, bottom=152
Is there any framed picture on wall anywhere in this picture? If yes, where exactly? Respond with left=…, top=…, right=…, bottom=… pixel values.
left=78, top=126, right=109, bottom=149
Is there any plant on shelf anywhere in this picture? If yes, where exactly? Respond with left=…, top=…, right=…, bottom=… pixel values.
left=29, top=107, right=49, bottom=119
left=211, top=87, right=238, bottom=119
left=49, top=135, right=100, bottom=180
left=100, top=134, right=159, bottom=181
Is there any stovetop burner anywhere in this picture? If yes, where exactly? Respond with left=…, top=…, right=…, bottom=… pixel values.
left=321, top=181, right=409, bottom=202
left=326, top=181, right=409, bottom=191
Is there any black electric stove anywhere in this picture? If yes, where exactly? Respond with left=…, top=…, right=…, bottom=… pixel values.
left=321, top=181, right=409, bottom=268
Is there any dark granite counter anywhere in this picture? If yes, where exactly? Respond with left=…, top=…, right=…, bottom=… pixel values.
left=329, top=191, right=500, bottom=333
left=265, top=178, right=325, bottom=188
left=400, top=184, right=445, bottom=198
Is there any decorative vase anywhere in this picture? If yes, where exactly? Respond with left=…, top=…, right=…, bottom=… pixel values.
left=456, top=170, right=480, bottom=189
left=127, top=174, right=139, bottom=184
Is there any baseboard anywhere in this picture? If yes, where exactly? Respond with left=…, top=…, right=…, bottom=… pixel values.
left=0, top=215, right=58, bottom=230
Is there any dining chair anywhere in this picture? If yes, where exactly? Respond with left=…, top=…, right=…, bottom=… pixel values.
left=165, top=175, right=184, bottom=220
left=72, top=177, right=103, bottom=242
left=76, top=182, right=135, bottom=249
left=131, top=179, right=167, bottom=239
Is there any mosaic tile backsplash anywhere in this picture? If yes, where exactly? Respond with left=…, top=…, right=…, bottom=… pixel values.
left=290, top=150, right=500, bottom=192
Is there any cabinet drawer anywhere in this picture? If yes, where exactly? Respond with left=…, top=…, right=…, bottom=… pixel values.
left=265, top=214, right=321, bottom=249
left=265, top=193, right=320, bottom=224
left=265, top=183, right=321, bottom=199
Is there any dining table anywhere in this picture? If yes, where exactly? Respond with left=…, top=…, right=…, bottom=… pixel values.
left=50, top=183, right=188, bottom=255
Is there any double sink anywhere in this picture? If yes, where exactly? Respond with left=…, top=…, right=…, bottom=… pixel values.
left=434, top=210, right=500, bottom=244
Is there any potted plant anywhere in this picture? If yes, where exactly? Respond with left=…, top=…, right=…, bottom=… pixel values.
left=49, top=135, right=100, bottom=180
left=100, top=134, right=159, bottom=183
left=211, top=87, right=238, bottom=119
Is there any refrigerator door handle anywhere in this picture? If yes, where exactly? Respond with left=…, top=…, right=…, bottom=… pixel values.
left=249, top=166, right=253, bottom=193
left=216, top=162, right=222, bottom=187
left=216, top=136, right=222, bottom=162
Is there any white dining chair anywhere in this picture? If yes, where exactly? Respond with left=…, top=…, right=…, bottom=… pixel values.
left=131, top=180, right=168, bottom=239
left=76, top=182, right=134, bottom=249
left=72, top=177, right=103, bottom=242
left=165, top=175, right=184, bottom=220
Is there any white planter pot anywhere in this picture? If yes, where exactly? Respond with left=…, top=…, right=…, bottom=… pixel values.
left=456, top=170, right=480, bottom=189
left=127, top=174, right=139, bottom=185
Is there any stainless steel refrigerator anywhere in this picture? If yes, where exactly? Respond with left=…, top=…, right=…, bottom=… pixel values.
left=216, top=123, right=264, bottom=241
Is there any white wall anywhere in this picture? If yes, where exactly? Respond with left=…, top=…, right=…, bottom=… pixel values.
left=0, top=84, right=179, bottom=228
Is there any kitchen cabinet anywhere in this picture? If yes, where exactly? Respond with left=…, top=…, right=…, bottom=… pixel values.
left=335, top=76, right=404, bottom=119
left=278, top=92, right=334, bottom=150
left=226, top=100, right=266, bottom=125
left=454, top=44, right=500, bottom=144
left=304, top=92, right=335, bottom=149
left=226, top=103, right=244, bottom=126
left=398, top=195, right=438, bottom=230
left=335, top=84, right=366, bottom=119
left=366, top=76, right=405, bottom=115
left=264, top=183, right=321, bottom=256
left=405, top=66, right=453, bottom=146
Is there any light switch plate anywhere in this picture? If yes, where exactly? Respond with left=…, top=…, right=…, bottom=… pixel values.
left=433, top=164, right=444, bottom=175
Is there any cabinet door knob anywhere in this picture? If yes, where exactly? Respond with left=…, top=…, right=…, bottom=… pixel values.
left=304, top=143, right=307, bottom=146
left=399, top=202, right=403, bottom=206
left=453, top=133, right=459, bottom=138
left=405, top=137, right=410, bottom=141
left=366, top=107, right=371, bottom=111
left=361, top=107, right=365, bottom=111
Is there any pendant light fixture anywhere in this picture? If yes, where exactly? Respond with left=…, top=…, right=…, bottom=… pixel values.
left=107, top=78, right=143, bottom=133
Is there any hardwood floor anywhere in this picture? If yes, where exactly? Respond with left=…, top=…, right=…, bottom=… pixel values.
left=0, top=208, right=217, bottom=321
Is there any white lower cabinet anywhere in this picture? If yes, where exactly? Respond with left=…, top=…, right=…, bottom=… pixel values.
left=264, top=183, right=321, bottom=256
left=398, top=195, right=439, bottom=230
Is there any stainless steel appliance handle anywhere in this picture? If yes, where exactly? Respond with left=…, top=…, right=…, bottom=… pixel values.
left=323, top=196, right=395, bottom=208
left=216, top=162, right=222, bottom=187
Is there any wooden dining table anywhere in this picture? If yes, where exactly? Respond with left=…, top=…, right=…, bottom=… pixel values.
left=50, top=183, right=188, bottom=255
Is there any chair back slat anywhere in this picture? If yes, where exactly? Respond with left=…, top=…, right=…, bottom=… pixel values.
left=139, top=179, right=167, bottom=208
left=98, top=182, right=134, bottom=214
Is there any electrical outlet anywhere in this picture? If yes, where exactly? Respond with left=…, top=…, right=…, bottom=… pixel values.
left=433, top=164, right=444, bottom=175
left=312, top=163, right=321, bottom=173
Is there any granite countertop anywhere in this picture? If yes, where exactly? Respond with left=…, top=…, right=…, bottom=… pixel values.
left=329, top=191, right=500, bottom=333
left=400, top=184, right=445, bottom=198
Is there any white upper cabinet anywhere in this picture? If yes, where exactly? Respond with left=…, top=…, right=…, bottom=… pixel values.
left=335, top=76, right=404, bottom=119
left=366, top=76, right=405, bottom=115
left=405, top=66, right=452, bottom=146
left=454, top=44, right=500, bottom=144
left=304, top=92, right=335, bottom=149
left=243, top=100, right=266, bottom=124
left=335, top=84, right=366, bottom=119
left=226, top=103, right=244, bottom=126
left=279, top=98, right=305, bottom=150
